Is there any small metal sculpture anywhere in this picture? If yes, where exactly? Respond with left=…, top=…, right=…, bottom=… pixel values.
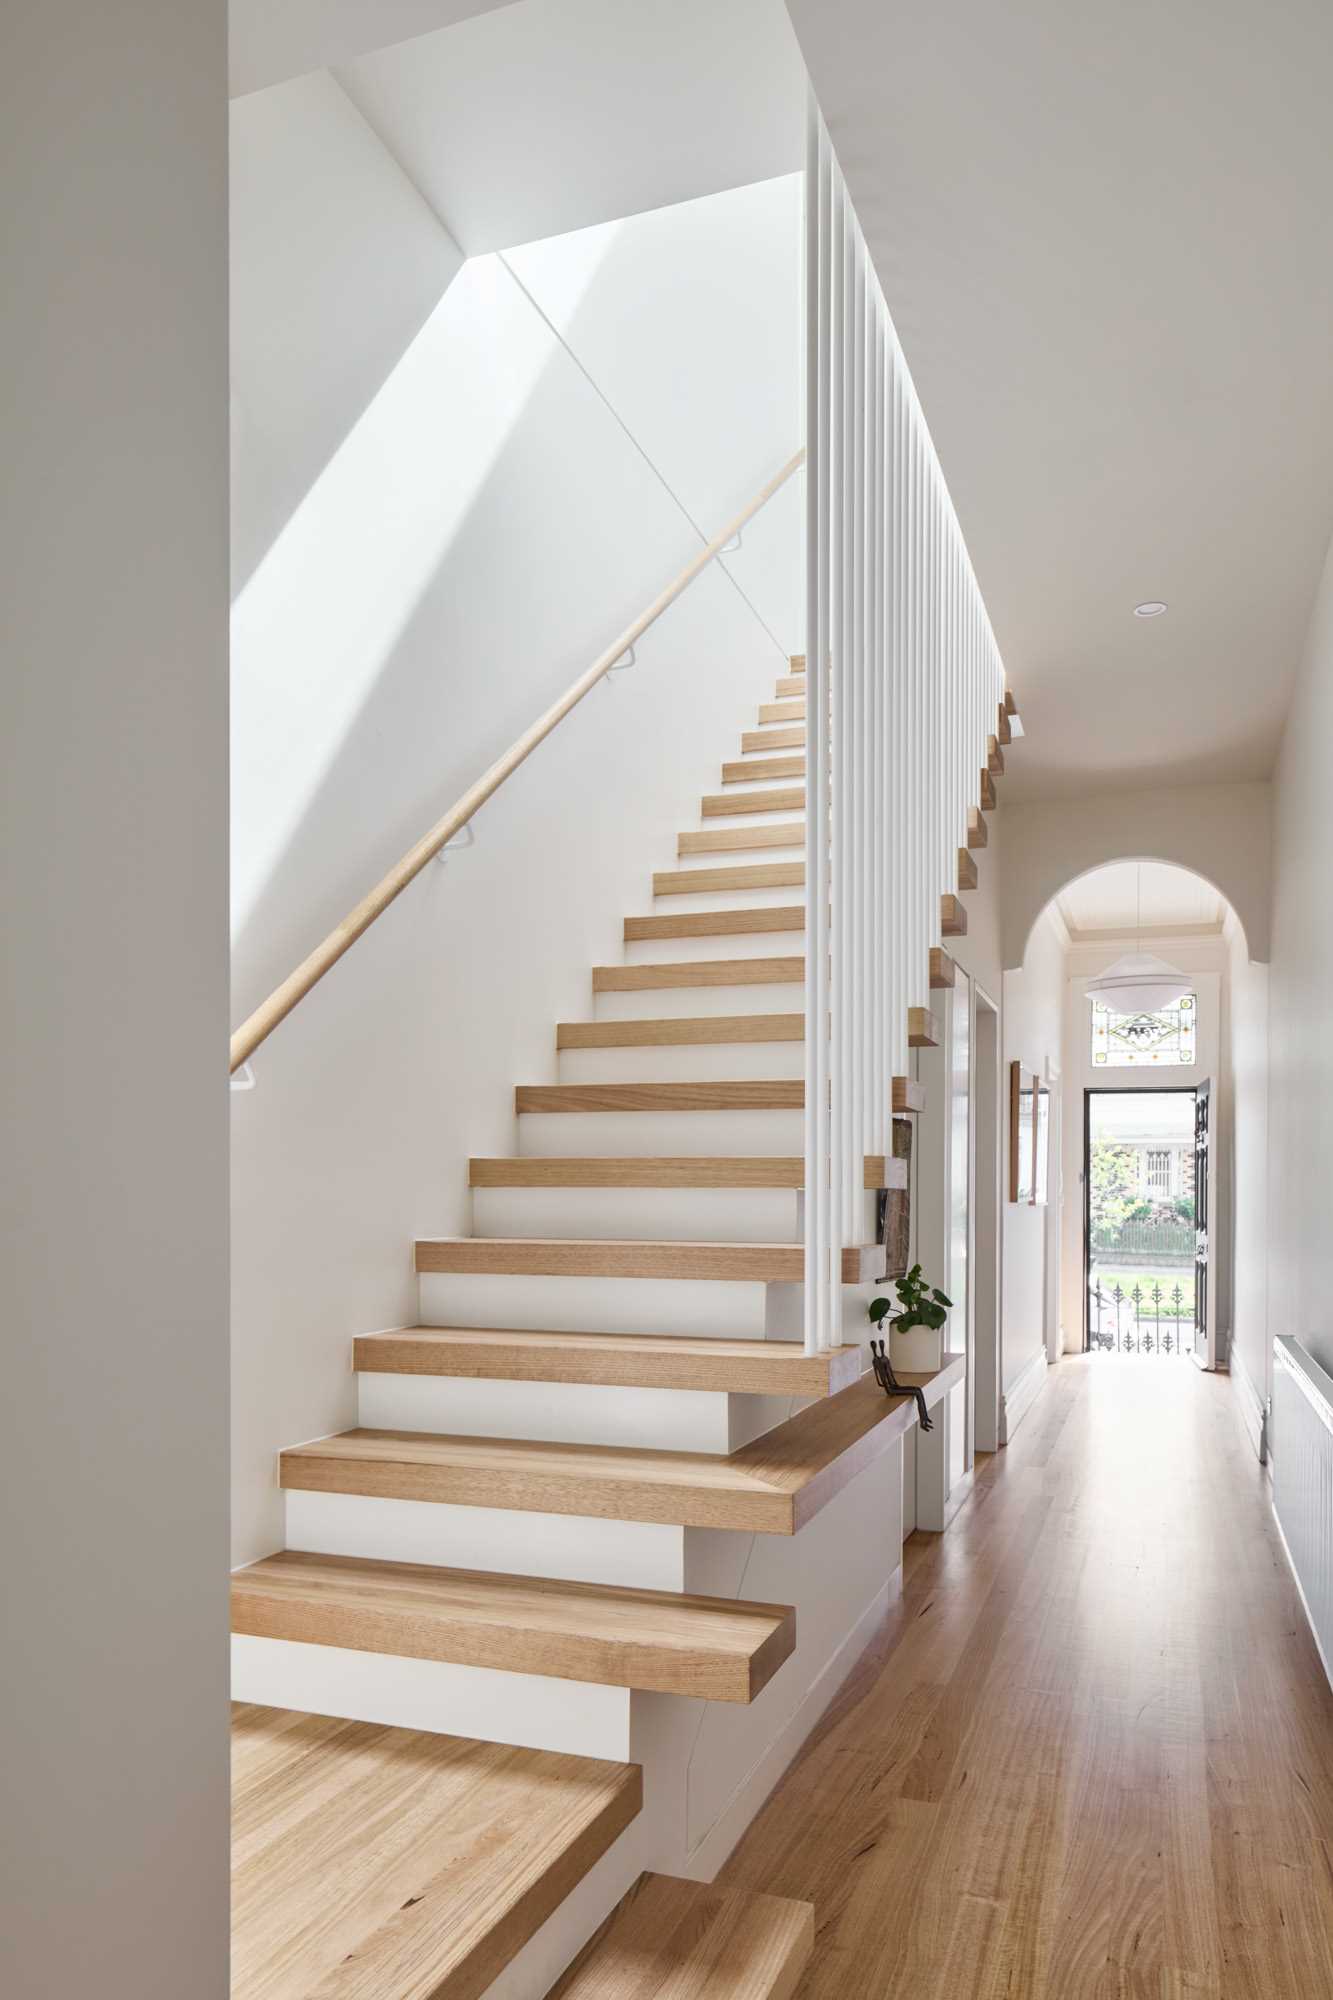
left=869, top=1337, right=932, bottom=1430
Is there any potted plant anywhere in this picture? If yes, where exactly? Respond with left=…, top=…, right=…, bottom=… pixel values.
left=868, top=1264, right=952, bottom=1373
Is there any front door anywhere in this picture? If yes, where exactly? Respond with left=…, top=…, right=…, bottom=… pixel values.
left=1193, top=1079, right=1211, bottom=1365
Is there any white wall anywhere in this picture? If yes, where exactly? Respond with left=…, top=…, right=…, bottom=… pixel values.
left=1223, top=911, right=1269, bottom=1435
left=1268, top=532, right=1333, bottom=1383
left=231, top=169, right=803, bottom=1562
left=1, top=5, right=230, bottom=1994
left=1001, top=906, right=1066, bottom=1418
left=1001, top=782, right=1273, bottom=969
left=230, top=70, right=464, bottom=590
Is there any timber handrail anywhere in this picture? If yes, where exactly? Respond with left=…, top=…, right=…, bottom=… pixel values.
left=230, top=448, right=805, bottom=1072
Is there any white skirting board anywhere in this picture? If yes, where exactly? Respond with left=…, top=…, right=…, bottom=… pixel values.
left=999, top=1347, right=1048, bottom=1445
left=1230, top=1340, right=1269, bottom=1464
left=1271, top=1336, right=1333, bottom=1695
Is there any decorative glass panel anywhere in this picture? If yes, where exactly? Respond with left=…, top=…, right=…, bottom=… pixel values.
left=1090, top=993, right=1196, bottom=1068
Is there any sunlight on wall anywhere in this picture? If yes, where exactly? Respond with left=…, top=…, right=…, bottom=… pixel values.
left=230, top=241, right=613, bottom=935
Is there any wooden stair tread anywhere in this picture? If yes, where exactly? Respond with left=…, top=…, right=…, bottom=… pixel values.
left=355, top=1325, right=865, bottom=1396
left=702, top=787, right=804, bottom=817
left=280, top=1376, right=919, bottom=1534
left=722, top=756, right=804, bottom=783
left=592, top=957, right=804, bottom=991
left=470, top=1155, right=906, bottom=1190
left=741, top=726, right=803, bottom=752
left=653, top=862, right=803, bottom=896
left=625, top=906, right=804, bottom=941
left=231, top=1703, right=641, bottom=2000
left=519, top=1078, right=920, bottom=1117
left=557, top=1014, right=803, bottom=1049
left=907, top=1006, right=940, bottom=1049
left=940, top=893, right=967, bottom=937
left=758, top=700, right=804, bottom=723
left=545, top=1870, right=814, bottom=1998
left=957, top=848, right=979, bottom=892
left=414, top=1237, right=884, bottom=1283
left=929, top=946, right=957, bottom=989
left=232, top=1552, right=795, bottom=1703
left=678, top=824, right=804, bottom=857
left=774, top=674, right=806, bottom=698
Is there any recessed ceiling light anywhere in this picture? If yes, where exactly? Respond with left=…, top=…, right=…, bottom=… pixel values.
left=1134, top=600, right=1168, bottom=618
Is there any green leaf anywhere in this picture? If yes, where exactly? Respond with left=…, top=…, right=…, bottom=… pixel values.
left=868, top=1296, right=891, bottom=1325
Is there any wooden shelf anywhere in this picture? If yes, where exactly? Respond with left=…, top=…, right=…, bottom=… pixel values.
left=354, top=1326, right=865, bottom=1396
left=592, top=957, right=803, bottom=992
left=280, top=1377, right=919, bottom=1535
left=545, top=1871, right=814, bottom=1998
left=413, top=1238, right=885, bottom=1283
left=895, top=1349, right=967, bottom=1413
left=231, top=1703, right=640, bottom=2000
left=232, top=1552, right=796, bottom=1703
left=469, top=1155, right=906, bottom=1191
left=625, top=906, right=804, bottom=941
left=556, top=1014, right=803, bottom=1050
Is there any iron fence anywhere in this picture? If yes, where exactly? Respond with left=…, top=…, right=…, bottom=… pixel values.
left=1088, top=1279, right=1194, bottom=1356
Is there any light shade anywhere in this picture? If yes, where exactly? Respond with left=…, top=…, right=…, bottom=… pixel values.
left=1086, top=951, right=1190, bottom=1015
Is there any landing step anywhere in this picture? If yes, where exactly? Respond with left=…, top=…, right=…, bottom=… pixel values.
left=280, top=1376, right=920, bottom=1533
left=414, top=1238, right=884, bottom=1283
left=653, top=862, right=803, bottom=897
left=231, top=1703, right=640, bottom=2000
left=593, top=957, right=803, bottom=992
left=518, top=1078, right=923, bottom=1117
left=470, top=1155, right=907, bottom=1190
left=355, top=1325, right=865, bottom=1395
left=546, top=1871, right=814, bottom=1998
left=702, top=787, right=804, bottom=817
left=625, top=906, right=804, bottom=942
left=232, top=1551, right=795, bottom=1703
left=558, top=1014, right=803, bottom=1049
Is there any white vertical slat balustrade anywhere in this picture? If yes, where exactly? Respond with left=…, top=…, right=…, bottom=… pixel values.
left=802, top=103, right=1007, bottom=1354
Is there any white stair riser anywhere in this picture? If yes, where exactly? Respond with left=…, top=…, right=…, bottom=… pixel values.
left=518, top=1108, right=806, bottom=1156
left=623, top=929, right=804, bottom=965
left=593, top=983, right=802, bottom=1022
left=691, top=810, right=804, bottom=835
left=418, top=1270, right=773, bottom=1339
left=473, top=1184, right=803, bottom=1243
left=285, top=1488, right=687, bottom=1590
left=358, top=1372, right=797, bottom=1454
left=556, top=1041, right=804, bottom=1085
left=358, top=1373, right=735, bottom=1452
left=231, top=1635, right=632, bottom=1761
left=714, top=774, right=804, bottom=796
left=650, top=884, right=802, bottom=913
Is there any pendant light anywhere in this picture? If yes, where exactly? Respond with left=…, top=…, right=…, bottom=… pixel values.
left=1085, top=865, right=1189, bottom=1015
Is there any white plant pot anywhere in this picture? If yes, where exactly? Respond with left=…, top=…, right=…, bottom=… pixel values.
left=888, top=1320, right=944, bottom=1374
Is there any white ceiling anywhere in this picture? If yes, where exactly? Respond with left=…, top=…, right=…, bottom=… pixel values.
left=788, top=0, right=1333, bottom=799
left=1056, top=860, right=1224, bottom=939
left=335, top=0, right=806, bottom=253
left=229, top=0, right=515, bottom=98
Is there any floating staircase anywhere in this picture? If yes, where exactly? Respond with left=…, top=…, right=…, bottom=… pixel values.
left=233, top=655, right=1017, bottom=1998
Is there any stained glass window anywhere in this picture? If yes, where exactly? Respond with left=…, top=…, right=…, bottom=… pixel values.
left=1090, top=993, right=1196, bottom=1068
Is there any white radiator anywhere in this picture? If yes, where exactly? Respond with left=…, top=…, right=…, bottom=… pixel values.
left=1273, top=1336, right=1333, bottom=1689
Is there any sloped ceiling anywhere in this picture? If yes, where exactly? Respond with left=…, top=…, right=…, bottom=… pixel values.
left=788, top=0, right=1333, bottom=799
left=335, top=0, right=806, bottom=252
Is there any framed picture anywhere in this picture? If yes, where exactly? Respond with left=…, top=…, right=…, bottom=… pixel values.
left=1009, top=1061, right=1035, bottom=1202
left=1032, top=1081, right=1050, bottom=1206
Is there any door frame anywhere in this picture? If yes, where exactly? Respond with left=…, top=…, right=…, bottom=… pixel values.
left=972, top=983, right=1001, bottom=1452
left=1081, top=1083, right=1200, bottom=1354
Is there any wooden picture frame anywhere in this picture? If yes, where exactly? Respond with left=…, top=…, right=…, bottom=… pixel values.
left=1009, top=1061, right=1036, bottom=1202
left=1032, top=1080, right=1050, bottom=1206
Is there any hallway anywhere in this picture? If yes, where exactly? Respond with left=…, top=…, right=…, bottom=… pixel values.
left=719, top=1360, right=1333, bottom=1997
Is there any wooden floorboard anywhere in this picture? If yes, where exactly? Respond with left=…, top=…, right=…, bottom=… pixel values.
left=714, top=1356, right=1333, bottom=1998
